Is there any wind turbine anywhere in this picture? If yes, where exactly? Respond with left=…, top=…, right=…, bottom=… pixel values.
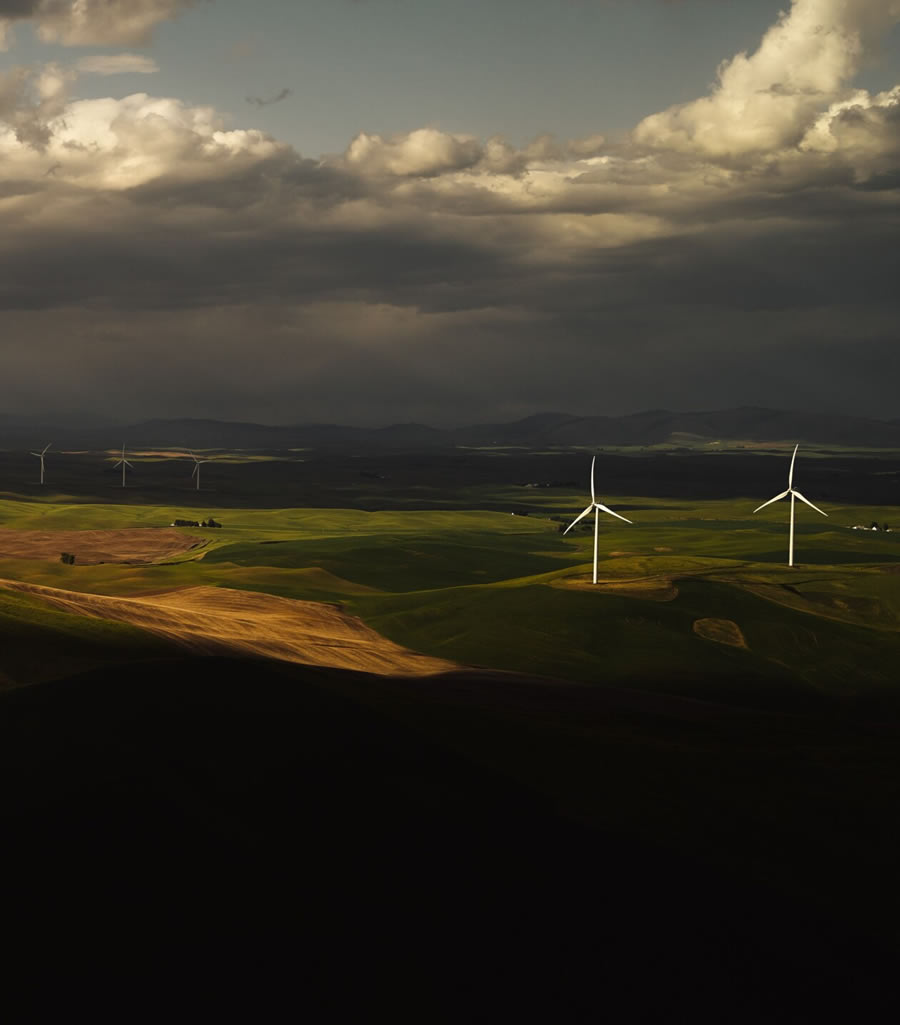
left=563, top=456, right=632, bottom=584
left=753, top=443, right=827, bottom=567
left=113, top=443, right=134, bottom=488
left=31, top=443, right=50, bottom=485
left=189, top=450, right=211, bottom=491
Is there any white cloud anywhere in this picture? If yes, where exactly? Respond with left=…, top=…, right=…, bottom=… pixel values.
left=0, top=0, right=896, bottom=333
left=76, top=54, right=160, bottom=76
left=633, top=0, right=900, bottom=159
left=0, top=84, right=284, bottom=188
left=344, top=128, right=484, bottom=178
left=0, top=61, right=73, bottom=149
left=798, top=83, right=900, bottom=181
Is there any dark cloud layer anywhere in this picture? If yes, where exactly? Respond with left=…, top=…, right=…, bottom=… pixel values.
left=0, top=0, right=898, bottom=424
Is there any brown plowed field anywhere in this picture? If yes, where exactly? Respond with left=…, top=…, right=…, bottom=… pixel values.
left=0, top=579, right=454, bottom=677
left=0, top=528, right=208, bottom=564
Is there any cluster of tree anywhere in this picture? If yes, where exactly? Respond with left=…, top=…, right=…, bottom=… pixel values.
left=59, top=552, right=76, bottom=565
left=171, top=518, right=222, bottom=528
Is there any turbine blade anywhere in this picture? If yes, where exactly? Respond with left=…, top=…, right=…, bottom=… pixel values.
left=788, top=443, right=798, bottom=487
left=590, top=456, right=596, bottom=503
left=124, top=459, right=134, bottom=469
left=192, top=464, right=199, bottom=477
left=596, top=503, right=632, bottom=524
left=113, top=460, right=123, bottom=468
left=792, top=490, right=827, bottom=517
left=43, top=443, right=51, bottom=454
left=753, top=490, right=790, bottom=513
left=30, top=452, right=40, bottom=458
left=563, top=505, right=594, bottom=535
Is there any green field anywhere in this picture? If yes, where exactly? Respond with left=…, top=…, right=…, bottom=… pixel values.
left=3, top=472, right=900, bottom=986
left=1, top=483, right=898, bottom=703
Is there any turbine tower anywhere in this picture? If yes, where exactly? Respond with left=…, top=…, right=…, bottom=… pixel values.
left=563, top=456, right=632, bottom=584
left=113, top=443, right=134, bottom=488
left=753, top=443, right=827, bottom=567
left=189, top=450, right=211, bottom=491
left=31, top=443, right=50, bottom=485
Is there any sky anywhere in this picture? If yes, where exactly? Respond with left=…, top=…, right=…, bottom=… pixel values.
left=0, top=0, right=898, bottom=426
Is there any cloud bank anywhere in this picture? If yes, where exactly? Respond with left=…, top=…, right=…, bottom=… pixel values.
left=0, top=0, right=898, bottom=424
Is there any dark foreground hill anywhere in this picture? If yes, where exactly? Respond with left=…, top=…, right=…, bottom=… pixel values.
left=3, top=656, right=898, bottom=1019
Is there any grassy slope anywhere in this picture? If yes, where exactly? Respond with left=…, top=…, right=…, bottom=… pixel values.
left=6, top=656, right=896, bottom=1017
left=2, top=486, right=900, bottom=978
left=0, top=588, right=183, bottom=687
left=0, top=490, right=898, bottom=702
left=354, top=576, right=900, bottom=704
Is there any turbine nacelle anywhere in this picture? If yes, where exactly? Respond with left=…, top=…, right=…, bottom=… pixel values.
left=753, top=443, right=826, bottom=567
left=753, top=488, right=826, bottom=517
left=113, top=444, right=134, bottom=486
left=753, top=443, right=827, bottom=518
left=563, top=456, right=633, bottom=584
left=188, top=449, right=211, bottom=488
left=31, top=443, right=51, bottom=484
left=563, top=457, right=633, bottom=534
left=563, top=501, right=632, bottom=534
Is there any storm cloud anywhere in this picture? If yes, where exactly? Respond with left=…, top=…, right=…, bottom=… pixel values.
left=0, top=0, right=898, bottom=424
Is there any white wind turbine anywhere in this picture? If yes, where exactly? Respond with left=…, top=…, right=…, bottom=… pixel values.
left=113, top=443, right=134, bottom=488
left=753, top=443, right=827, bottom=567
left=31, top=443, right=51, bottom=485
left=563, top=456, right=632, bottom=584
left=189, top=450, right=211, bottom=491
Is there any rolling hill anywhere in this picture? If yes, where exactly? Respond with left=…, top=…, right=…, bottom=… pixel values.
left=3, top=407, right=900, bottom=450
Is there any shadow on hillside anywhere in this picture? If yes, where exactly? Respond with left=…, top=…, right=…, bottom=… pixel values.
left=2, top=656, right=897, bottom=1019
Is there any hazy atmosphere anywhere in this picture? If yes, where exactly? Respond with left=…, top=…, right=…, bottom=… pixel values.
left=1, top=0, right=899, bottom=424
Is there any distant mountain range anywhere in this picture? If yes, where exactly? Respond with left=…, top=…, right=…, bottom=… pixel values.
left=2, top=408, right=900, bottom=450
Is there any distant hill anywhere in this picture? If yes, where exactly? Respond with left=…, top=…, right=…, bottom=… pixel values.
left=482, top=408, right=900, bottom=448
left=1, top=408, right=899, bottom=450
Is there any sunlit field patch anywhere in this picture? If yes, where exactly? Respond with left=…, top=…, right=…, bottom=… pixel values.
left=0, top=476, right=896, bottom=702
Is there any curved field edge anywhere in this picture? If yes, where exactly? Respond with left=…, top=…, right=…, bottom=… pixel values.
left=0, top=588, right=183, bottom=688
left=0, top=494, right=897, bottom=703
left=351, top=577, right=900, bottom=705
left=0, top=579, right=454, bottom=680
